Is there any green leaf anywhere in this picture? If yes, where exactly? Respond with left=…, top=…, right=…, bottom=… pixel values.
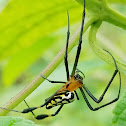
left=112, top=91, right=126, bottom=126
left=0, top=0, right=82, bottom=85
left=0, top=116, right=39, bottom=126
left=76, top=0, right=126, bottom=30
left=3, top=36, right=55, bottom=86
left=0, top=0, right=81, bottom=60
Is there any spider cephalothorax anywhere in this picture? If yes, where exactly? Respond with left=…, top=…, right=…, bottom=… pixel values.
left=74, top=74, right=83, bottom=81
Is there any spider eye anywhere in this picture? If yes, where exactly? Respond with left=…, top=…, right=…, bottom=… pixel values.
left=74, top=74, right=83, bottom=80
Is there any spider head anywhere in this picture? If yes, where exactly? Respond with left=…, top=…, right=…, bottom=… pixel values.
left=74, top=69, right=85, bottom=82
left=74, top=74, right=83, bottom=81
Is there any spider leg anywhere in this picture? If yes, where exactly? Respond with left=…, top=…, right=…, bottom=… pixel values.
left=0, top=87, right=64, bottom=115
left=0, top=105, right=39, bottom=114
left=80, top=85, right=121, bottom=111
left=74, top=91, right=79, bottom=100
left=80, top=71, right=121, bottom=111
left=36, top=104, right=64, bottom=120
left=82, top=49, right=121, bottom=103
left=71, top=0, right=85, bottom=76
left=83, top=69, right=119, bottom=103
left=64, top=10, right=70, bottom=81
left=24, top=100, right=36, bottom=118
left=0, top=100, right=63, bottom=120
left=41, top=75, right=66, bottom=84
left=21, top=87, right=64, bottom=113
left=76, top=69, right=85, bottom=78
left=23, top=100, right=64, bottom=120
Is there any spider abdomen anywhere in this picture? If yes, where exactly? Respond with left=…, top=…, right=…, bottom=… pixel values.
left=45, top=91, right=75, bottom=109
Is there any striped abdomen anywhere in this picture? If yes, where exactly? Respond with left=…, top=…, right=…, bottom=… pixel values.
left=45, top=91, right=75, bottom=109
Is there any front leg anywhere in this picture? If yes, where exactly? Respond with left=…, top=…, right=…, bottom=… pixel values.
left=82, top=69, right=119, bottom=103
left=80, top=84, right=121, bottom=111
left=41, top=74, right=66, bottom=83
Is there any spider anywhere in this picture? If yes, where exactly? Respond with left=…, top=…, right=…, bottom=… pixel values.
left=0, top=0, right=121, bottom=120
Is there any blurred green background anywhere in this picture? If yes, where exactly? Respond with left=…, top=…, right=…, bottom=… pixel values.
left=0, top=0, right=126, bottom=126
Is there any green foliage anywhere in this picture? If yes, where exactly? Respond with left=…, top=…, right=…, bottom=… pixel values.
left=76, top=0, right=126, bottom=70
left=0, top=0, right=81, bottom=86
left=3, top=37, right=55, bottom=85
left=112, top=92, right=126, bottom=126
left=0, top=116, right=38, bottom=126
left=0, top=0, right=126, bottom=126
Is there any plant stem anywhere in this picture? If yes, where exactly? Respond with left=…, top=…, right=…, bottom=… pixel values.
left=76, top=0, right=126, bottom=30
left=89, top=21, right=126, bottom=70
left=105, top=7, right=126, bottom=30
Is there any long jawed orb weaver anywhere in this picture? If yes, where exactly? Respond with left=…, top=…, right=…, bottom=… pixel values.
left=0, top=0, right=121, bottom=120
